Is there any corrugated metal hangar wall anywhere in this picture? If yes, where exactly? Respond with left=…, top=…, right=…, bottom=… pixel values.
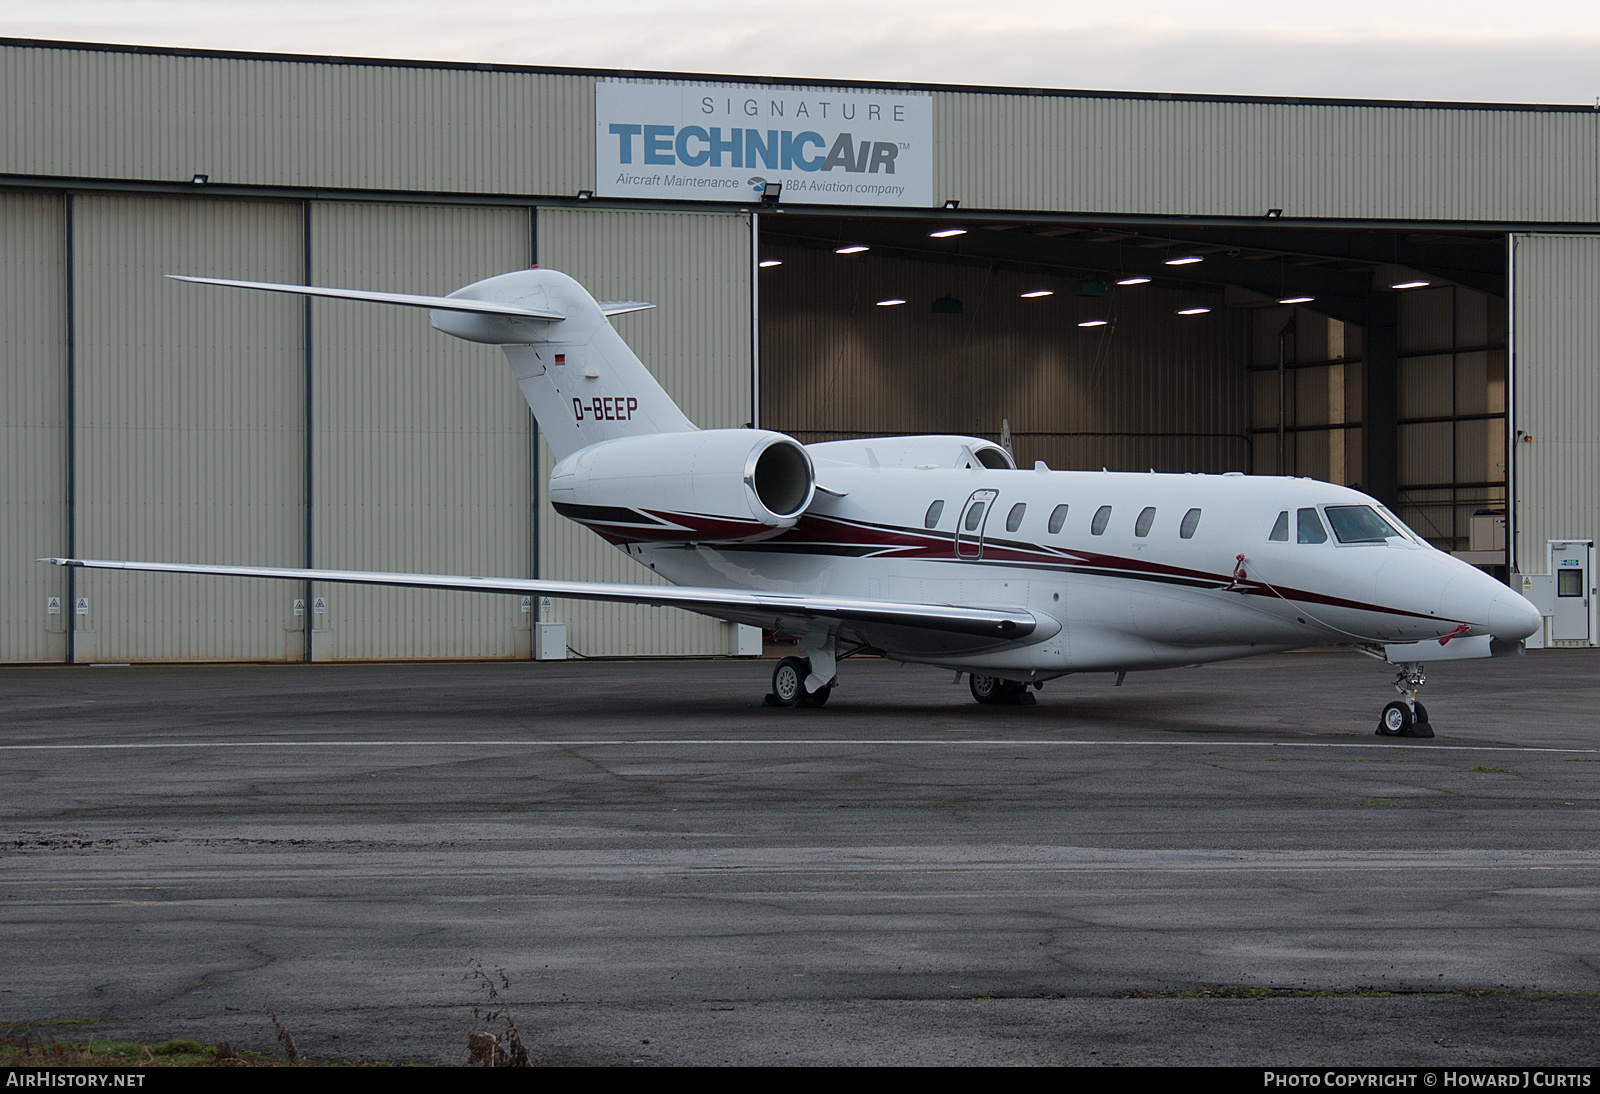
left=3, top=38, right=1599, bottom=662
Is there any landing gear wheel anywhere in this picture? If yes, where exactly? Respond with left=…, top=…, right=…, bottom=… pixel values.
left=772, top=656, right=810, bottom=706
left=1379, top=701, right=1413, bottom=736
left=770, top=656, right=832, bottom=708
left=970, top=675, right=1029, bottom=705
left=970, top=674, right=1004, bottom=704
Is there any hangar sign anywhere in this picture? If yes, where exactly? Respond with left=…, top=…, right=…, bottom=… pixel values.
left=595, top=79, right=933, bottom=208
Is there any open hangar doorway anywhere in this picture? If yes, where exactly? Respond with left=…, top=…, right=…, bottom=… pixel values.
left=755, top=214, right=1508, bottom=557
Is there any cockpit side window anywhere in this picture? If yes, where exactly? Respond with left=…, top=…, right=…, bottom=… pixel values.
left=1325, top=505, right=1402, bottom=544
left=1297, top=507, right=1328, bottom=544
left=1269, top=511, right=1289, bottom=541
left=924, top=500, right=945, bottom=529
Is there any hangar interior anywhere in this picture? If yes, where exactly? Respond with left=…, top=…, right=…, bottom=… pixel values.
left=758, top=216, right=1507, bottom=555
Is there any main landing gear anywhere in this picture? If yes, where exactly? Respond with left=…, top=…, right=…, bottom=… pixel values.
left=766, top=655, right=833, bottom=708
left=1377, top=662, right=1434, bottom=739
left=968, top=674, right=1037, bottom=705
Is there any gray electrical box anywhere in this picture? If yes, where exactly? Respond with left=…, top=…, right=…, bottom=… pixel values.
left=729, top=623, right=762, bottom=657
left=535, top=622, right=568, bottom=661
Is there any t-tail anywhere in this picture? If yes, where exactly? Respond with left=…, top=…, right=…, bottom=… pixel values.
left=168, top=267, right=695, bottom=460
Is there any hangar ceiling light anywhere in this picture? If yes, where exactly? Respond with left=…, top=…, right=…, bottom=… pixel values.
left=929, top=228, right=967, bottom=238
left=1078, top=319, right=1108, bottom=327
left=1391, top=279, right=1430, bottom=289
left=876, top=298, right=906, bottom=307
left=758, top=259, right=782, bottom=268
left=836, top=244, right=869, bottom=254
left=1020, top=290, right=1053, bottom=298
left=1177, top=307, right=1212, bottom=316
left=1116, top=276, right=1151, bottom=286
left=1279, top=295, right=1315, bottom=304
left=1165, top=255, right=1203, bottom=266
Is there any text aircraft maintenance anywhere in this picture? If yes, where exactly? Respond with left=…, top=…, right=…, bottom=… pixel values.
left=44, top=267, right=1541, bottom=737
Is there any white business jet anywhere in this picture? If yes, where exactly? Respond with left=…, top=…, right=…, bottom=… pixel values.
left=43, top=268, right=1541, bottom=737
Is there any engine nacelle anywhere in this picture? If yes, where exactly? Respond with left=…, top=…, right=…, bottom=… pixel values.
left=549, top=429, right=815, bottom=543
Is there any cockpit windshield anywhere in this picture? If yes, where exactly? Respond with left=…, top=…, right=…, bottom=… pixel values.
left=1325, top=505, right=1406, bottom=544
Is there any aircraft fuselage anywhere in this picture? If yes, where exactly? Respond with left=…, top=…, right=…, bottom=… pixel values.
left=613, top=464, right=1536, bottom=677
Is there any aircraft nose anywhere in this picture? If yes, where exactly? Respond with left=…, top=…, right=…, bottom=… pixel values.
left=1488, top=588, right=1542, bottom=641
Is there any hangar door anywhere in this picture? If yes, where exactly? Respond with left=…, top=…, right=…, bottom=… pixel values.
left=535, top=208, right=755, bottom=657
left=1511, top=234, right=1600, bottom=576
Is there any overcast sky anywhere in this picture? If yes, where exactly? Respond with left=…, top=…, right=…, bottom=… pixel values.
left=4, top=1, right=1599, bottom=104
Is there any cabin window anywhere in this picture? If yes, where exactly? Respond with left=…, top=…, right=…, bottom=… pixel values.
left=1006, top=502, right=1026, bottom=532
left=1134, top=507, right=1156, bottom=537
left=1269, top=511, right=1289, bottom=541
left=924, top=500, right=945, bottom=529
left=1180, top=508, right=1202, bottom=539
left=1091, top=505, right=1112, bottom=535
left=1325, top=505, right=1402, bottom=544
left=1297, top=507, right=1328, bottom=544
left=1048, top=504, right=1069, bottom=534
left=964, top=502, right=986, bottom=531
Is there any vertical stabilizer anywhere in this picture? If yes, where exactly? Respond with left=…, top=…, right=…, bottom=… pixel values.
left=431, top=268, right=696, bottom=460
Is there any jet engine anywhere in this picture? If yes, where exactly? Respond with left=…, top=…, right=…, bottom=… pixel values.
left=548, top=429, right=816, bottom=543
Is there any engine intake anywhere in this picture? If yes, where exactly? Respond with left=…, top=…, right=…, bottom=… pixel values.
left=549, top=429, right=816, bottom=543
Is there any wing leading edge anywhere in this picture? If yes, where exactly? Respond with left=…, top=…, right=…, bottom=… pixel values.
left=39, top=558, right=1056, bottom=650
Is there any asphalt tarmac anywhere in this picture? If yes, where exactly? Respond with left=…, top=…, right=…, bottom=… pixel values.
left=2, top=649, right=1597, bottom=1066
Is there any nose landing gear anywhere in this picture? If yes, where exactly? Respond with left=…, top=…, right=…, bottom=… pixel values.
left=1377, top=662, right=1434, bottom=738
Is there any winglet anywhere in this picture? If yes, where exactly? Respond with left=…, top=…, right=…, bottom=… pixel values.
left=598, top=301, right=656, bottom=317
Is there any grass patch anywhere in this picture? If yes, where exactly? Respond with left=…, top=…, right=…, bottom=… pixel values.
left=1, top=1008, right=383, bottom=1067
left=0, top=1034, right=285, bottom=1067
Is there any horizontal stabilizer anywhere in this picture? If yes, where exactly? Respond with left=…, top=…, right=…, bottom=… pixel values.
left=39, top=557, right=1054, bottom=645
left=166, top=275, right=565, bottom=319
left=598, top=301, right=655, bottom=317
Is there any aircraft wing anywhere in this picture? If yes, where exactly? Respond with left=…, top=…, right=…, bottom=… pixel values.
left=40, top=558, right=1057, bottom=651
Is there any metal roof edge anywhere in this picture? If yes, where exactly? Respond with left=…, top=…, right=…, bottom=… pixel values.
left=3, top=36, right=1597, bottom=115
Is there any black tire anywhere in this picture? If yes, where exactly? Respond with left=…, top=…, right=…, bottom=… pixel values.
left=969, top=674, right=1004, bottom=704
left=1379, top=701, right=1413, bottom=736
left=772, top=656, right=810, bottom=706
left=1414, top=702, right=1429, bottom=724
left=808, top=685, right=832, bottom=708
left=971, top=674, right=1028, bottom=704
